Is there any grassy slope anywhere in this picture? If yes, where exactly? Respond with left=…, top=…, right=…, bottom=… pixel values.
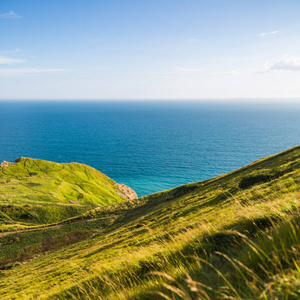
left=1, top=146, right=300, bottom=299
left=0, top=158, right=128, bottom=228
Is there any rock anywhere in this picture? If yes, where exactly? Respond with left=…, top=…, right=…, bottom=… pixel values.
left=116, top=183, right=138, bottom=200
left=0, top=161, right=11, bottom=167
left=15, top=157, right=24, bottom=163
left=69, top=199, right=79, bottom=204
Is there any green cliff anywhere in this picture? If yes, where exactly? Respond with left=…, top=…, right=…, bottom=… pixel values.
left=0, top=157, right=137, bottom=226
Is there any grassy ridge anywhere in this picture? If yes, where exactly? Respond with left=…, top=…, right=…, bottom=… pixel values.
left=1, top=146, right=300, bottom=299
left=0, top=157, right=131, bottom=228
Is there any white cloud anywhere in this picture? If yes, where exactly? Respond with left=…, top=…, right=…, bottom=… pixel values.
left=187, top=38, right=197, bottom=42
left=0, top=10, right=22, bottom=19
left=0, top=55, right=24, bottom=65
left=260, top=30, right=279, bottom=37
left=215, top=56, right=300, bottom=75
left=0, top=68, right=66, bottom=78
left=263, top=55, right=300, bottom=72
left=170, top=67, right=206, bottom=74
left=270, top=55, right=300, bottom=71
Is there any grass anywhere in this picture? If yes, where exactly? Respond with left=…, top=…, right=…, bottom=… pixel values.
left=145, top=213, right=300, bottom=300
left=1, top=146, right=300, bottom=299
left=0, top=157, right=134, bottom=227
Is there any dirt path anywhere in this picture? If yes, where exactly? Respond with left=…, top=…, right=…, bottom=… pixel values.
left=0, top=224, right=62, bottom=237
left=0, top=216, right=115, bottom=237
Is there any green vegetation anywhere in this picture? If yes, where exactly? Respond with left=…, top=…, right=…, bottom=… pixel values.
left=1, top=146, right=300, bottom=299
left=0, top=157, right=132, bottom=228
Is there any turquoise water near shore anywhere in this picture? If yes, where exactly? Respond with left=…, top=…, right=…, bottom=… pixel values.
left=1, top=101, right=300, bottom=197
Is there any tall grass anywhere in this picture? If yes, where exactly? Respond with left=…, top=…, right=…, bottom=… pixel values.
left=147, top=214, right=300, bottom=300
left=55, top=208, right=300, bottom=299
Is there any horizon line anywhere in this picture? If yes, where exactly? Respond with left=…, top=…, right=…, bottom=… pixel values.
left=0, top=97, right=300, bottom=102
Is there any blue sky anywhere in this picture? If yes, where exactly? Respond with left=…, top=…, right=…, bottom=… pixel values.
left=1, top=0, right=300, bottom=100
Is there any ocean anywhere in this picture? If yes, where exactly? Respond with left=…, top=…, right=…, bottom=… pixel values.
left=1, top=100, right=300, bottom=197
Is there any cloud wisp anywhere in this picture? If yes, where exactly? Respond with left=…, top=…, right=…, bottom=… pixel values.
left=0, top=55, right=24, bottom=65
left=0, top=68, right=66, bottom=78
left=1, top=49, right=21, bottom=55
left=260, top=30, right=279, bottom=37
left=0, top=11, right=22, bottom=19
left=169, top=55, right=300, bottom=78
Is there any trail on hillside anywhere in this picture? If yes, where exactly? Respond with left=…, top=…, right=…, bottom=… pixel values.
left=0, top=224, right=62, bottom=237
left=0, top=215, right=116, bottom=237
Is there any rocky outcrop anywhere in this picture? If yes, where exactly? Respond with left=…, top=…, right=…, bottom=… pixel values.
left=15, top=157, right=26, bottom=163
left=116, top=183, right=138, bottom=200
left=0, top=161, right=12, bottom=167
left=1, top=158, right=31, bottom=166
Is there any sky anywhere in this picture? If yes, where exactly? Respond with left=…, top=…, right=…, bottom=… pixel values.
left=1, top=0, right=300, bottom=100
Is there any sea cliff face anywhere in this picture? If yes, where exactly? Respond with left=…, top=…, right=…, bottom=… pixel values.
left=116, top=183, right=138, bottom=200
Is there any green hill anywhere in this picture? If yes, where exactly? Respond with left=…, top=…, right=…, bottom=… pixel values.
left=1, top=146, right=300, bottom=299
left=0, top=157, right=137, bottom=229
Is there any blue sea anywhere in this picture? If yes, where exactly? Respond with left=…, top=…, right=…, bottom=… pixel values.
left=1, top=100, right=300, bottom=197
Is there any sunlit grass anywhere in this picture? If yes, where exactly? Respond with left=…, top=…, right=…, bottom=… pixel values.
left=0, top=157, right=131, bottom=227
left=1, top=146, right=300, bottom=299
